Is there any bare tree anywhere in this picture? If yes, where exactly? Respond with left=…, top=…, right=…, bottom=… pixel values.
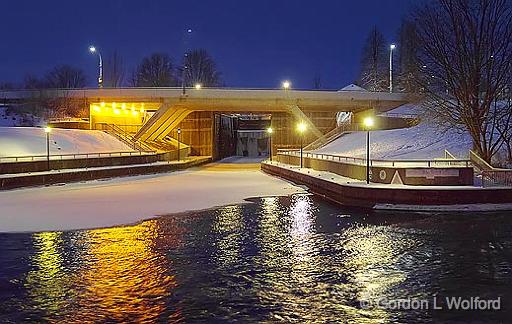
left=397, top=19, right=422, bottom=92
left=133, top=53, right=176, bottom=87
left=358, top=26, right=388, bottom=91
left=104, top=50, right=125, bottom=87
left=415, top=0, right=512, bottom=163
left=181, top=49, right=221, bottom=87
left=44, top=65, right=87, bottom=88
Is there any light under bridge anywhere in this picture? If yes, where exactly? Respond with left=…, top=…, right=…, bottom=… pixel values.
left=0, top=88, right=410, bottom=158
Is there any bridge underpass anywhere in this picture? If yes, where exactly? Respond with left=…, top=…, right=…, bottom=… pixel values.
left=0, top=88, right=410, bottom=160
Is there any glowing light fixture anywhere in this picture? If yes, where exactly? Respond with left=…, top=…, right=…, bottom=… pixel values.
left=297, top=122, right=307, bottom=133
left=114, top=109, right=121, bottom=115
left=363, top=117, right=374, bottom=128
left=100, top=102, right=106, bottom=107
left=44, top=126, right=52, bottom=133
left=195, top=83, right=202, bottom=90
left=282, top=80, right=291, bottom=89
left=267, top=127, right=273, bottom=134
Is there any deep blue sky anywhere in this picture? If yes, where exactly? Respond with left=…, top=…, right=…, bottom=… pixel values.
left=0, top=0, right=416, bottom=89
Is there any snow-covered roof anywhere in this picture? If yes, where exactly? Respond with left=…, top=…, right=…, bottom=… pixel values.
left=338, top=84, right=367, bottom=92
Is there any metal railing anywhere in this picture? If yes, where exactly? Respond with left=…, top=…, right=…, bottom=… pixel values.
left=96, top=123, right=154, bottom=152
left=482, top=170, right=512, bottom=187
left=304, top=122, right=360, bottom=151
left=277, top=149, right=472, bottom=168
left=0, top=150, right=155, bottom=163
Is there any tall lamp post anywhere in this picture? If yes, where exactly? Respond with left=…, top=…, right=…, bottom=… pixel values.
left=267, top=126, right=273, bottom=161
left=363, top=117, right=374, bottom=184
left=297, top=122, right=307, bottom=168
left=44, top=127, right=52, bottom=170
left=89, top=45, right=103, bottom=88
left=177, top=128, right=181, bottom=161
left=282, top=80, right=291, bottom=90
left=182, top=29, right=193, bottom=95
left=389, top=44, right=396, bottom=93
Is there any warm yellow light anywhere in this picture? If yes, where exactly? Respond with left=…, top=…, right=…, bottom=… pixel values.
left=140, top=103, right=145, bottom=113
left=114, top=109, right=121, bottom=115
left=112, top=102, right=117, bottom=109
left=282, top=80, right=291, bottom=89
left=267, top=127, right=273, bottom=134
left=100, top=102, right=106, bottom=107
left=122, top=103, right=126, bottom=109
left=297, top=122, right=307, bottom=133
left=92, top=105, right=100, bottom=112
left=195, top=83, right=202, bottom=90
left=363, top=117, right=375, bottom=128
left=132, top=110, right=138, bottom=116
left=44, top=126, right=52, bottom=133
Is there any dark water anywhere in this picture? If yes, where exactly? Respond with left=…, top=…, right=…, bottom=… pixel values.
left=1, top=194, right=512, bottom=323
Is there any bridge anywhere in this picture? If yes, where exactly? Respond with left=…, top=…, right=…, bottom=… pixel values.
left=0, top=88, right=410, bottom=159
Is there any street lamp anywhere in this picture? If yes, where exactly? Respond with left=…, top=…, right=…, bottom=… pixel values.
left=297, top=122, right=307, bottom=168
left=177, top=128, right=181, bottom=162
left=389, top=44, right=396, bottom=93
left=194, top=83, right=202, bottom=90
left=363, top=117, right=374, bottom=184
left=44, top=126, right=52, bottom=170
left=89, top=45, right=103, bottom=88
left=282, top=80, right=291, bottom=90
left=182, top=28, right=193, bottom=95
left=267, top=127, right=273, bottom=161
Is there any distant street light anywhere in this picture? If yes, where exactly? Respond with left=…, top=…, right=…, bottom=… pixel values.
left=282, top=80, right=291, bottom=90
left=389, top=44, right=396, bottom=93
left=363, top=117, right=374, bottom=184
left=177, top=128, right=181, bottom=162
left=297, top=122, right=307, bottom=168
left=44, top=126, right=52, bottom=170
left=267, top=126, right=273, bottom=161
left=89, top=45, right=103, bottom=88
left=194, top=83, right=202, bottom=90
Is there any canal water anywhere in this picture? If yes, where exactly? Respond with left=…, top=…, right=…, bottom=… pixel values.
left=1, top=194, right=511, bottom=323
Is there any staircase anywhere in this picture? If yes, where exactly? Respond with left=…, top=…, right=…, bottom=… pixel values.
left=97, top=123, right=155, bottom=152
left=304, top=122, right=360, bottom=151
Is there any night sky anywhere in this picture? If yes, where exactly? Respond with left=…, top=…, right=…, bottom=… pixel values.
left=0, top=0, right=417, bottom=89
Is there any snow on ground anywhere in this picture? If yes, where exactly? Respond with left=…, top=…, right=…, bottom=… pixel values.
left=0, top=167, right=305, bottom=232
left=0, top=127, right=134, bottom=157
left=0, top=106, right=41, bottom=127
left=316, top=115, right=472, bottom=160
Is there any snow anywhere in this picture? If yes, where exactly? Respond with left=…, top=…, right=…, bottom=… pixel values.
left=0, top=167, right=305, bottom=233
left=0, top=106, right=41, bottom=127
left=0, top=127, right=134, bottom=157
left=338, top=84, right=367, bottom=92
left=315, top=120, right=473, bottom=159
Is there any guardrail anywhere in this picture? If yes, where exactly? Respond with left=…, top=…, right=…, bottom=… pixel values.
left=277, top=149, right=472, bottom=168
left=0, top=150, right=156, bottom=163
left=482, top=170, right=512, bottom=187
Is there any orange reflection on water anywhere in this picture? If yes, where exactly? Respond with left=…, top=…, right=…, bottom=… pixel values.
left=25, top=219, right=186, bottom=322
left=74, top=219, right=182, bottom=322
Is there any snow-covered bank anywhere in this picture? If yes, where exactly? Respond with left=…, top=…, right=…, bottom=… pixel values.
left=315, top=121, right=473, bottom=159
left=0, top=127, right=133, bottom=157
left=0, top=168, right=304, bottom=232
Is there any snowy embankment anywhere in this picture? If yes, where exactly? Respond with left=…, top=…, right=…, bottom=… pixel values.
left=0, top=106, right=41, bottom=127
left=317, top=105, right=473, bottom=159
left=0, top=127, right=133, bottom=157
left=0, top=168, right=305, bottom=232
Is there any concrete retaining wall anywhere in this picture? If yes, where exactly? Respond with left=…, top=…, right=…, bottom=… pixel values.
left=0, top=157, right=211, bottom=190
left=276, top=154, right=473, bottom=186
left=262, top=163, right=512, bottom=207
